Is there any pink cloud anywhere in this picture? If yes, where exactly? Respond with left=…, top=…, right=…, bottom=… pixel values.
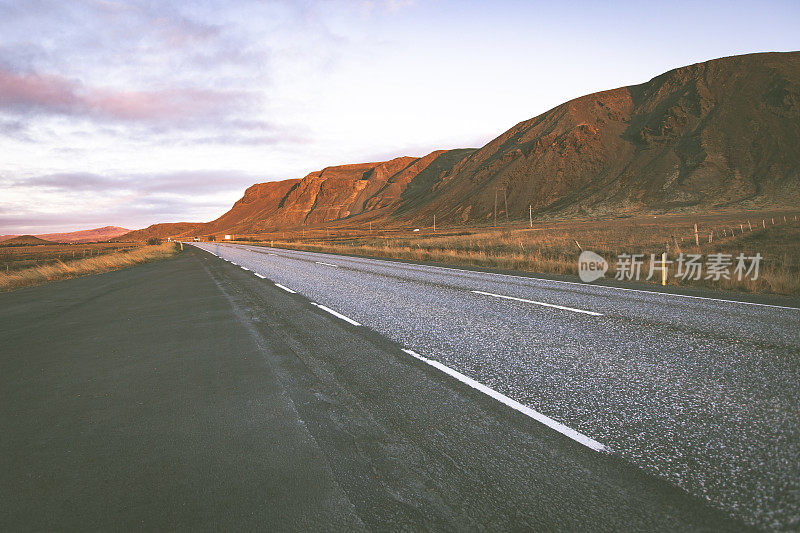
left=86, top=87, right=236, bottom=121
left=0, top=68, right=243, bottom=122
left=0, top=70, right=80, bottom=111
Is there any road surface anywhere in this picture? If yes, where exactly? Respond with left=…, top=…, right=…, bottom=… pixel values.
left=0, top=247, right=753, bottom=530
left=193, top=242, right=800, bottom=530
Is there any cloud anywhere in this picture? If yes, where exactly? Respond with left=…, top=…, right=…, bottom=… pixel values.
left=0, top=68, right=250, bottom=124
left=0, top=118, right=30, bottom=138
left=0, top=171, right=252, bottom=234
left=359, top=0, right=417, bottom=15
left=16, top=169, right=262, bottom=196
left=20, top=172, right=112, bottom=191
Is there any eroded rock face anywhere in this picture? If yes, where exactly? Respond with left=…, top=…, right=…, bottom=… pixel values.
left=203, top=153, right=468, bottom=232
left=125, top=51, right=800, bottom=239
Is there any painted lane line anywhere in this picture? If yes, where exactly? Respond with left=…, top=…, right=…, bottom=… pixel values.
left=241, top=266, right=250, bottom=271
left=274, top=283, right=296, bottom=294
left=254, top=273, right=267, bottom=279
left=238, top=244, right=798, bottom=312
left=472, top=290, right=603, bottom=316
left=310, top=303, right=361, bottom=326
left=315, top=261, right=339, bottom=268
left=441, top=265, right=800, bottom=311
left=401, top=348, right=610, bottom=453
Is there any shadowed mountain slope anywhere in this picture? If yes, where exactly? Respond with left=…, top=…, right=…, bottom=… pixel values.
left=423, top=51, right=800, bottom=223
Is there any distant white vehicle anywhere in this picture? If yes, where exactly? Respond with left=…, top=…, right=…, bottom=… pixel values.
left=224, top=235, right=232, bottom=240
left=413, top=228, right=420, bottom=232
left=193, top=237, right=200, bottom=242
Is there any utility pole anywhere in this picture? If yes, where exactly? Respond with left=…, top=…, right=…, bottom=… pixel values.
left=494, top=190, right=498, bottom=227
left=433, top=214, right=436, bottom=232
left=529, top=205, right=532, bottom=228
left=503, top=188, right=509, bottom=222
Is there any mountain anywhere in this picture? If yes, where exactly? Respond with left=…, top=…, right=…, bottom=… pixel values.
left=114, top=222, right=204, bottom=242
left=123, top=51, right=800, bottom=240
left=0, top=235, right=56, bottom=246
left=204, top=149, right=475, bottom=233
left=122, top=150, right=473, bottom=239
left=0, top=226, right=130, bottom=243
left=423, top=51, right=800, bottom=222
left=38, top=226, right=130, bottom=243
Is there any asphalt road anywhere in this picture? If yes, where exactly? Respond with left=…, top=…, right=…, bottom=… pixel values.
left=194, top=242, right=800, bottom=530
left=0, top=247, right=751, bottom=531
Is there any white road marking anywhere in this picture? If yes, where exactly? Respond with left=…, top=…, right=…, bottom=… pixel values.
left=443, top=265, right=800, bottom=311
left=241, top=266, right=250, bottom=271
left=310, top=303, right=361, bottom=326
left=401, top=348, right=610, bottom=453
left=315, top=261, right=339, bottom=268
left=254, top=245, right=798, bottom=312
left=254, top=273, right=266, bottom=279
left=472, top=290, right=603, bottom=316
left=220, top=243, right=800, bottom=311
left=274, top=283, right=296, bottom=294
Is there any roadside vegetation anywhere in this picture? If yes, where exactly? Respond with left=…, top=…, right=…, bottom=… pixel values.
left=240, top=212, right=800, bottom=296
left=0, top=241, right=140, bottom=272
left=0, top=242, right=178, bottom=292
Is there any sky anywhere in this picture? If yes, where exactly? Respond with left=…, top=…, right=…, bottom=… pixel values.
left=1, top=0, right=798, bottom=234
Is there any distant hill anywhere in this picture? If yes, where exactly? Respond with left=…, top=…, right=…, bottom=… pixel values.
left=0, top=235, right=56, bottom=246
left=0, top=226, right=130, bottom=244
left=38, top=226, right=131, bottom=243
left=123, top=51, right=800, bottom=240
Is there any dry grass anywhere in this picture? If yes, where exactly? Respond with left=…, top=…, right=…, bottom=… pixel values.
left=0, top=242, right=178, bottom=292
left=0, top=242, right=140, bottom=271
left=242, top=211, right=800, bottom=296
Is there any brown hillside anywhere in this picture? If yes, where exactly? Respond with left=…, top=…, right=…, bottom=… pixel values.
left=122, top=149, right=473, bottom=239
left=426, top=51, right=800, bottom=223
left=125, top=51, right=800, bottom=239
left=203, top=178, right=302, bottom=233
left=115, top=222, right=204, bottom=241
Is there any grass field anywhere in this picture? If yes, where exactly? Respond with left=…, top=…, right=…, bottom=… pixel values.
left=236, top=211, right=800, bottom=296
left=0, top=242, right=140, bottom=272
left=0, top=242, right=178, bottom=292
